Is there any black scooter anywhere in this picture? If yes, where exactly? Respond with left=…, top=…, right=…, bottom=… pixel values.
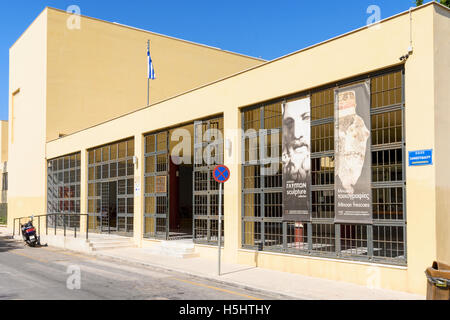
left=20, top=217, right=41, bottom=247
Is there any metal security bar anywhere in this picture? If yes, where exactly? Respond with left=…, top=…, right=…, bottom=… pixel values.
left=193, top=117, right=224, bottom=245
left=144, top=131, right=169, bottom=239
left=241, top=67, right=406, bottom=266
left=87, top=139, right=134, bottom=235
left=47, top=153, right=81, bottom=228
left=100, top=182, right=110, bottom=232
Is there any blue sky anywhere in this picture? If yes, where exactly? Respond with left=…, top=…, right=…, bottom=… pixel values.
left=0, top=0, right=428, bottom=120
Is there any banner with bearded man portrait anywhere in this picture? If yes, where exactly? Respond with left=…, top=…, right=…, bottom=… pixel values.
left=282, top=97, right=311, bottom=222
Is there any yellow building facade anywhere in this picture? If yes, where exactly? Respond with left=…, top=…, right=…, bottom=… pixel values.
left=7, top=7, right=264, bottom=229
left=6, top=3, right=450, bottom=295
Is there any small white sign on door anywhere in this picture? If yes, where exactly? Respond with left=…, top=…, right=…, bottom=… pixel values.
left=134, top=182, right=141, bottom=197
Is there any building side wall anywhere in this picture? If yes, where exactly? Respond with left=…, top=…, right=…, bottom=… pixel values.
left=434, top=6, right=450, bottom=265
left=45, top=8, right=264, bottom=142
left=7, top=10, right=48, bottom=231
left=0, top=121, right=8, bottom=163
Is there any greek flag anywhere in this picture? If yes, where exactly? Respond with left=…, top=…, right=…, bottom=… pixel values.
left=148, top=46, right=156, bottom=80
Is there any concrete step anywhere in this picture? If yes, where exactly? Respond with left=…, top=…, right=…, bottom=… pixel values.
left=145, top=247, right=197, bottom=254
left=88, top=240, right=133, bottom=245
left=144, top=248, right=199, bottom=259
left=144, top=240, right=199, bottom=259
left=90, top=244, right=137, bottom=252
left=88, top=236, right=131, bottom=242
left=159, top=240, right=195, bottom=249
left=87, top=237, right=135, bottom=251
left=89, top=242, right=134, bottom=248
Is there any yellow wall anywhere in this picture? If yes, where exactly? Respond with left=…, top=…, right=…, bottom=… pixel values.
left=236, top=249, right=410, bottom=291
left=7, top=6, right=263, bottom=227
left=434, top=5, right=450, bottom=265
left=45, top=8, right=264, bottom=142
left=7, top=10, right=48, bottom=232
left=403, top=5, right=437, bottom=294
left=0, top=121, right=8, bottom=163
left=11, top=3, right=448, bottom=295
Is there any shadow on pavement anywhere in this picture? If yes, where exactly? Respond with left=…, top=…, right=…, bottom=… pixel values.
left=0, top=235, right=26, bottom=253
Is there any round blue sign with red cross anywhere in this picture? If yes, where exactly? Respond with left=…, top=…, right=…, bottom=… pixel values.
left=213, top=165, right=230, bottom=184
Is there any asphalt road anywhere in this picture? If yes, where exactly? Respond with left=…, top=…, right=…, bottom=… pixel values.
left=0, top=235, right=279, bottom=300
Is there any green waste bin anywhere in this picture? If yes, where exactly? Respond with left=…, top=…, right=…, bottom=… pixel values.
left=425, top=261, right=450, bottom=300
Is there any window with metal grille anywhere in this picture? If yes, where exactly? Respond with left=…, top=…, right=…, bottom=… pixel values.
left=47, top=153, right=81, bottom=228
left=143, top=132, right=168, bottom=239
left=241, top=68, right=406, bottom=266
left=311, top=88, right=334, bottom=121
left=87, top=139, right=135, bottom=233
left=193, top=117, right=225, bottom=245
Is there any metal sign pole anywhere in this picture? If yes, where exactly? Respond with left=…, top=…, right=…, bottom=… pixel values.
left=213, top=164, right=229, bottom=277
left=218, top=182, right=223, bottom=276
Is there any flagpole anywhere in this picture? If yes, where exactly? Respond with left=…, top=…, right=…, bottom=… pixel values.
left=147, top=40, right=150, bottom=106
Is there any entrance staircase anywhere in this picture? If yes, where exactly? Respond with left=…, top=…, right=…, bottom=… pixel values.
left=144, top=239, right=199, bottom=259
left=88, top=236, right=136, bottom=252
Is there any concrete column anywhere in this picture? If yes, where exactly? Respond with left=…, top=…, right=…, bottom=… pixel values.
left=223, top=108, right=241, bottom=264
left=133, top=133, right=144, bottom=247
left=79, top=149, right=88, bottom=236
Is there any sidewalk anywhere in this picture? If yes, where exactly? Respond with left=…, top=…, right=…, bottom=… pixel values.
left=0, top=226, right=425, bottom=300
left=95, top=247, right=424, bottom=300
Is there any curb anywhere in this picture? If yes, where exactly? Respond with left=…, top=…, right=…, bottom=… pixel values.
left=94, top=251, right=303, bottom=300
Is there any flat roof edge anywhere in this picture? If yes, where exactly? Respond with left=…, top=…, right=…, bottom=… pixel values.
left=434, top=1, right=450, bottom=12
left=10, top=7, right=48, bottom=50
left=45, top=7, right=266, bottom=62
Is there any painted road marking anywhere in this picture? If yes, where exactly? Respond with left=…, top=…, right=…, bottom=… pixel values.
left=10, top=247, right=95, bottom=263
left=10, top=250, right=50, bottom=264
left=43, top=247, right=97, bottom=260
left=171, top=277, right=262, bottom=300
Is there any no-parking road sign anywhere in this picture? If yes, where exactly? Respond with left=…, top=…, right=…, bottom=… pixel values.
left=213, top=165, right=230, bottom=184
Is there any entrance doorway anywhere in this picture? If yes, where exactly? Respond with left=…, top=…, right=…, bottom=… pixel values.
left=143, top=127, right=194, bottom=240
left=169, top=162, right=193, bottom=238
left=100, top=181, right=117, bottom=232
left=143, top=117, right=224, bottom=242
left=168, top=124, right=194, bottom=239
